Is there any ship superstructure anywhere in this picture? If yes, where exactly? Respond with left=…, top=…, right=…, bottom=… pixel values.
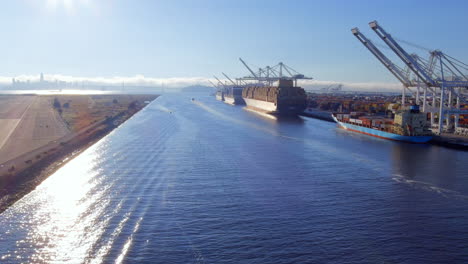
left=208, top=79, right=224, bottom=101
left=211, top=74, right=244, bottom=105
left=223, top=86, right=245, bottom=105
left=221, top=73, right=245, bottom=105
left=215, top=90, right=224, bottom=101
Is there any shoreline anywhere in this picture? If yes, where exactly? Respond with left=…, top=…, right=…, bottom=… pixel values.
left=430, top=135, right=468, bottom=151
left=0, top=97, right=157, bottom=214
left=301, top=110, right=468, bottom=150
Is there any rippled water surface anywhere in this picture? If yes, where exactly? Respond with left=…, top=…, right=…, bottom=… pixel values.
left=1, top=94, right=467, bottom=263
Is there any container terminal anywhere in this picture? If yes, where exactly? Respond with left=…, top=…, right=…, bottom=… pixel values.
left=211, top=59, right=311, bottom=115
left=208, top=20, right=468, bottom=148
left=210, top=73, right=245, bottom=105
left=349, top=20, right=468, bottom=147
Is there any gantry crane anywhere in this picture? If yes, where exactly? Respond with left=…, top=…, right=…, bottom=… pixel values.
left=208, top=80, right=219, bottom=89
left=353, top=20, right=468, bottom=134
left=213, top=75, right=226, bottom=88
left=237, top=58, right=312, bottom=86
left=222, top=72, right=238, bottom=86
left=352, top=27, right=413, bottom=88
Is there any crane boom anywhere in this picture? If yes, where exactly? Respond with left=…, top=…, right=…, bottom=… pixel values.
left=283, top=65, right=294, bottom=77
left=222, top=72, right=237, bottom=86
left=368, top=20, right=436, bottom=86
left=208, top=80, right=218, bottom=88
left=239, top=58, right=258, bottom=78
left=352, top=27, right=412, bottom=87
left=213, top=75, right=225, bottom=87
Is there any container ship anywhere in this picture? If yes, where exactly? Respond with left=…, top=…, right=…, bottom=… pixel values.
left=242, top=79, right=307, bottom=115
left=223, top=86, right=245, bottom=105
left=332, top=105, right=432, bottom=143
left=302, top=108, right=334, bottom=122
left=215, top=90, right=224, bottom=101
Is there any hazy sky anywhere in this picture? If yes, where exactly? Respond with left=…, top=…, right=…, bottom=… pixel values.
left=1, top=0, right=467, bottom=88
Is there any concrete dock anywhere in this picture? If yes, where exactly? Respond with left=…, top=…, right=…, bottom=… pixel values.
left=430, top=133, right=468, bottom=150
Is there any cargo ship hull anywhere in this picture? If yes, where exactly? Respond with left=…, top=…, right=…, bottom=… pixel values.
left=332, top=116, right=432, bottom=143
left=244, top=98, right=306, bottom=115
left=242, top=80, right=307, bottom=115
left=224, top=95, right=245, bottom=105
left=215, top=93, right=224, bottom=101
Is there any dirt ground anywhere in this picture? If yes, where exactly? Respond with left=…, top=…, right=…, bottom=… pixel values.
left=0, top=94, right=158, bottom=164
left=0, top=95, right=35, bottom=119
left=0, top=119, right=21, bottom=149
left=55, top=94, right=156, bottom=132
left=0, top=96, right=69, bottom=163
left=0, top=94, right=159, bottom=214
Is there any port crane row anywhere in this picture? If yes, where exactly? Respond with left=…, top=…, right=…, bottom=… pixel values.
left=209, top=21, right=467, bottom=134
left=352, top=20, right=468, bottom=134
left=209, top=59, right=313, bottom=90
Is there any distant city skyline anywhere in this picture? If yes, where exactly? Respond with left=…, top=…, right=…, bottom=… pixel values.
left=1, top=0, right=467, bottom=91
left=2, top=72, right=402, bottom=92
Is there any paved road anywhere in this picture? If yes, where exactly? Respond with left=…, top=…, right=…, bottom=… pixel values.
left=0, top=97, right=69, bottom=163
left=0, top=96, right=34, bottom=119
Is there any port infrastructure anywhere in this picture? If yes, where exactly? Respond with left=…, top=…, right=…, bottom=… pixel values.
left=352, top=20, right=468, bottom=134
left=208, top=79, right=220, bottom=90
left=237, top=58, right=313, bottom=86
left=210, top=73, right=244, bottom=94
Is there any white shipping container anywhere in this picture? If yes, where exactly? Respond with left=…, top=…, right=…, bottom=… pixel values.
left=355, top=120, right=363, bottom=124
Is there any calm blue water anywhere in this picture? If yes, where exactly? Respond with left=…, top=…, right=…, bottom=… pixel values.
left=1, top=94, right=467, bottom=264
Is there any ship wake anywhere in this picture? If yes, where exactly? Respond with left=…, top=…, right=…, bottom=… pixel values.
left=392, top=174, right=468, bottom=200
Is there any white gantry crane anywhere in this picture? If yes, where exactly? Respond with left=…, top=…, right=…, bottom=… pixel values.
left=237, top=58, right=313, bottom=86
left=213, top=75, right=228, bottom=88
left=208, top=80, right=220, bottom=89
left=222, top=72, right=237, bottom=86
left=352, top=20, right=468, bottom=134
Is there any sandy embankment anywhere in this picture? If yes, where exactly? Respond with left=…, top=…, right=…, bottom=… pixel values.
left=0, top=96, right=69, bottom=163
left=0, top=94, right=158, bottom=213
left=0, top=119, right=21, bottom=150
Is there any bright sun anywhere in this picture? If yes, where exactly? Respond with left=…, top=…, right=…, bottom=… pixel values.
left=46, top=0, right=92, bottom=11
left=45, top=0, right=94, bottom=13
left=46, top=0, right=73, bottom=9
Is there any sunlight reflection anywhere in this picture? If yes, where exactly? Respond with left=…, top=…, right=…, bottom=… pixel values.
left=14, top=143, right=113, bottom=263
left=115, top=217, right=142, bottom=264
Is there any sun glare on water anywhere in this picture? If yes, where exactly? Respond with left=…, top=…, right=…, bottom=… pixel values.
left=20, top=143, right=113, bottom=263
